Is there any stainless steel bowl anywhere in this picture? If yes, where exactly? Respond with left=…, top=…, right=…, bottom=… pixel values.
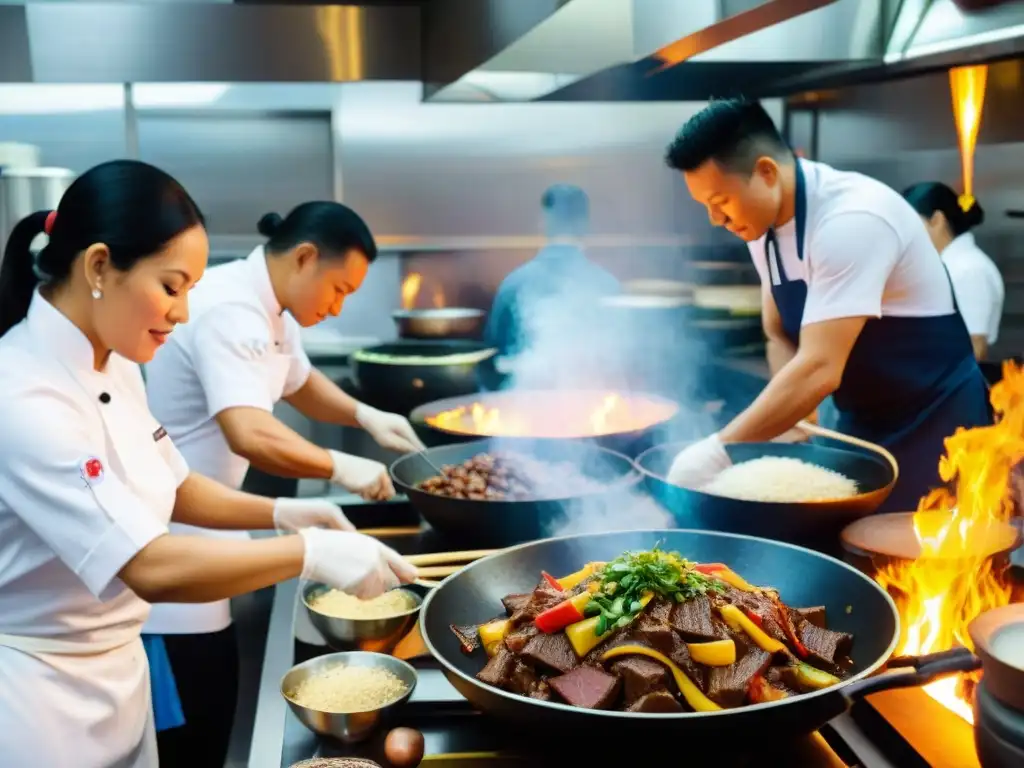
left=392, top=308, right=486, bottom=339
left=302, top=583, right=423, bottom=652
left=281, top=651, right=418, bottom=744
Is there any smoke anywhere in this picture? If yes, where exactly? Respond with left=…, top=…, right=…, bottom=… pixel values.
left=545, top=489, right=674, bottom=538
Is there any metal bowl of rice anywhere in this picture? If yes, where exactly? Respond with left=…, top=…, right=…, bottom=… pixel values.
left=281, top=651, right=418, bottom=743
left=302, top=583, right=424, bottom=653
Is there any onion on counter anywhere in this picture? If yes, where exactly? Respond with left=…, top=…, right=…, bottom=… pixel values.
left=384, top=727, right=425, bottom=767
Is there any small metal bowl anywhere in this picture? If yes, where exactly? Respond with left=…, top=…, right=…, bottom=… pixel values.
left=281, top=651, right=418, bottom=744
left=302, top=583, right=424, bottom=652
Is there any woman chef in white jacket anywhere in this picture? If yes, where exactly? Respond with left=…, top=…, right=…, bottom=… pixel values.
left=903, top=182, right=1004, bottom=362
left=0, top=159, right=417, bottom=768
left=141, top=201, right=425, bottom=766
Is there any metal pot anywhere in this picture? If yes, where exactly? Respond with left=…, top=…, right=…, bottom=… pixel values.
left=392, top=308, right=486, bottom=340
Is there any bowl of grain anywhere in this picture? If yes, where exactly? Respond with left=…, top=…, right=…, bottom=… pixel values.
left=281, top=651, right=418, bottom=743
left=303, top=583, right=424, bottom=652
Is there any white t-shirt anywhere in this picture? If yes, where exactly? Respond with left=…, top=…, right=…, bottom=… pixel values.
left=0, top=292, right=187, bottom=767
left=942, top=231, right=1004, bottom=344
left=749, top=159, right=955, bottom=329
left=142, top=246, right=312, bottom=635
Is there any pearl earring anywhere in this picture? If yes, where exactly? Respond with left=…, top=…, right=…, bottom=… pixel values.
left=91, top=288, right=102, bottom=299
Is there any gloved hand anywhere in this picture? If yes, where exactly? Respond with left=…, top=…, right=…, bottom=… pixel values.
left=299, top=528, right=418, bottom=599
left=355, top=403, right=426, bottom=454
left=666, top=433, right=732, bottom=490
left=273, top=498, right=355, bottom=533
left=328, top=450, right=395, bottom=502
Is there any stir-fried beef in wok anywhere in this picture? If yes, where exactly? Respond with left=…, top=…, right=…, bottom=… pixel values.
left=419, top=451, right=608, bottom=500
left=450, top=548, right=854, bottom=713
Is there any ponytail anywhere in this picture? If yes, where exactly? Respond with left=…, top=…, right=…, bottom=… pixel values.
left=0, top=210, right=49, bottom=337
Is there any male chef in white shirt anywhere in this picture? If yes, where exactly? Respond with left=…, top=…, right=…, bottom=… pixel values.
left=663, top=99, right=992, bottom=515
left=141, top=201, right=424, bottom=765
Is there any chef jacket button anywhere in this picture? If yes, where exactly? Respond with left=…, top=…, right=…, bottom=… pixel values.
left=99, top=392, right=111, bottom=404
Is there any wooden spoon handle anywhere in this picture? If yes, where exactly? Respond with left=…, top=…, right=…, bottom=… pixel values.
left=406, top=549, right=500, bottom=567
left=796, top=420, right=900, bottom=482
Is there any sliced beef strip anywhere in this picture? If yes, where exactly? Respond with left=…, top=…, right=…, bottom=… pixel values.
left=504, top=624, right=539, bottom=654
left=627, top=689, right=683, bottom=713
left=510, top=584, right=565, bottom=626
left=450, top=624, right=481, bottom=654
left=609, top=656, right=670, bottom=707
left=522, top=631, right=579, bottom=675
left=798, top=621, right=853, bottom=669
left=647, top=597, right=674, bottom=625
left=549, top=666, right=622, bottom=710
left=670, top=594, right=727, bottom=642
left=724, top=589, right=789, bottom=644
left=629, top=612, right=676, bottom=655
left=706, top=646, right=772, bottom=708
left=501, top=593, right=532, bottom=616
left=795, top=606, right=827, bottom=629
left=477, top=645, right=517, bottom=688
left=509, top=660, right=543, bottom=698
left=665, top=632, right=708, bottom=693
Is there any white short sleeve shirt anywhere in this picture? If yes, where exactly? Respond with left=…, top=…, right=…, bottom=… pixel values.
left=142, top=247, right=313, bottom=634
left=941, top=232, right=1004, bottom=344
left=749, top=160, right=955, bottom=332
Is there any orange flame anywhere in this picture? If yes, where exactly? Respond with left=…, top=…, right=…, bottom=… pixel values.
left=874, top=362, right=1024, bottom=723
left=949, top=64, right=988, bottom=213
left=401, top=272, right=446, bottom=310
left=425, top=392, right=677, bottom=439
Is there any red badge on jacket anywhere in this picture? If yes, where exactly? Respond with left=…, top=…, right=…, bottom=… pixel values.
left=80, top=457, right=105, bottom=485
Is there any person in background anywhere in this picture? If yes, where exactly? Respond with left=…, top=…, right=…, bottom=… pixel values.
left=0, top=160, right=416, bottom=768
left=482, top=184, right=621, bottom=388
left=903, top=182, right=1004, bottom=361
left=142, top=201, right=426, bottom=767
left=662, top=99, right=991, bottom=514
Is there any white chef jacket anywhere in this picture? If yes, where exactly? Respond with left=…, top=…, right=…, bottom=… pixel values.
left=748, top=159, right=956, bottom=327
left=941, top=231, right=1004, bottom=345
left=0, top=291, right=189, bottom=768
left=143, top=246, right=312, bottom=635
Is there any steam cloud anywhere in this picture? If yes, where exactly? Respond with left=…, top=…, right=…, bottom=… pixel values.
left=493, top=281, right=721, bottom=539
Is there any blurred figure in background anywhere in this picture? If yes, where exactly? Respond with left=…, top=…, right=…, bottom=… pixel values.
left=482, top=184, right=621, bottom=389
left=903, top=182, right=1004, bottom=361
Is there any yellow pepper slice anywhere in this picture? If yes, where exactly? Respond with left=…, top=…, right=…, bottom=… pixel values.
left=717, top=604, right=787, bottom=655
left=600, top=645, right=722, bottom=712
left=712, top=567, right=759, bottom=592
left=478, top=618, right=510, bottom=656
left=557, top=563, right=599, bottom=590
left=790, top=661, right=841, bottom=689
left=563, top=593, right=653, bottom=658
left=686, top=638, right=736, bottom=666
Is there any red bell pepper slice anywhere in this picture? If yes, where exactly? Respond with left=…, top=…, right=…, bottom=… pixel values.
left=534, top=593, right=590, bottom=634
left=743, top=608, right=764, bottom=629
left=692, top=563, right=726, bottom=575
left=541, top=571, right=564, bottom=592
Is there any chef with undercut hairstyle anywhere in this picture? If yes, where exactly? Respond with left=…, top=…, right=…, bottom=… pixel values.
left=662, top=98, right=991, bottom=513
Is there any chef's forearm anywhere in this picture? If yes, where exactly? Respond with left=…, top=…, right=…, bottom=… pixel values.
left=718, top=351, right=839, bottom=444
left=119, top=533, right=304, bottom=604
left=216, top=407, right=334, bottom=480
left=766, top=336, right=797, bottom=377
left=284, top=369, right=360, bottom=427
left=171, top=472, right=275, bottom=530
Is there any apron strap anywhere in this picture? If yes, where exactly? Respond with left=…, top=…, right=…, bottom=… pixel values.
left=763, top=159, right=808, bottom=286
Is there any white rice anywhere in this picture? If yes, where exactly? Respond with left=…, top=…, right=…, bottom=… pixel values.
left=700, top=456, right=859, bottom=502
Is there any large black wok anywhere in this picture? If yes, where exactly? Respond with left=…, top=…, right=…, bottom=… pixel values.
left=419, top=529, right=980, bottom=743
left=389, top=439, right=644, bottom=547
left=636, top=422, right=898, bottom=549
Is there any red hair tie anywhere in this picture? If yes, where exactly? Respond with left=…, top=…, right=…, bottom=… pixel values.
left=44, top=210, right=57, bottom=235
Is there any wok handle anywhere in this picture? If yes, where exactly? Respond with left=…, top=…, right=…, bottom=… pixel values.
left=844, top=647, right=981, bottom=701
left=796, top=420, right=900, bottom=484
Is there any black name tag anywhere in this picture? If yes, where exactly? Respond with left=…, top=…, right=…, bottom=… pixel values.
left=153, top=426, right=168, bottom=442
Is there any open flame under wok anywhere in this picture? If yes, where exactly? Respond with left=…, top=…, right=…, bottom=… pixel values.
left=424, top=391, right=679, bottom=439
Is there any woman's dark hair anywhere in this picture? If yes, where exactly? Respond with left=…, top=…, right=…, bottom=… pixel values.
left=257, top=201, right=377, bottom=263
left=902, top=181, right=985, bottom=236
left=0, top=159, right=204, bottom=337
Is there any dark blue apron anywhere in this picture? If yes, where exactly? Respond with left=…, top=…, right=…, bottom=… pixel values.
left=766, top=161, right=992, bottom=514
left=141, top=633, right=186, bottom=732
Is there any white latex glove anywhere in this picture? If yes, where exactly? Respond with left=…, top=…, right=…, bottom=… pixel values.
left=299, top=528, right=418, bottom=599
left=328, top=450, right=395, bottom=501
left=355, top=403, right=426, bottom=454
left=666, top=433, right=733, bottom=490
left=273, top=498, right=355, bottom=533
